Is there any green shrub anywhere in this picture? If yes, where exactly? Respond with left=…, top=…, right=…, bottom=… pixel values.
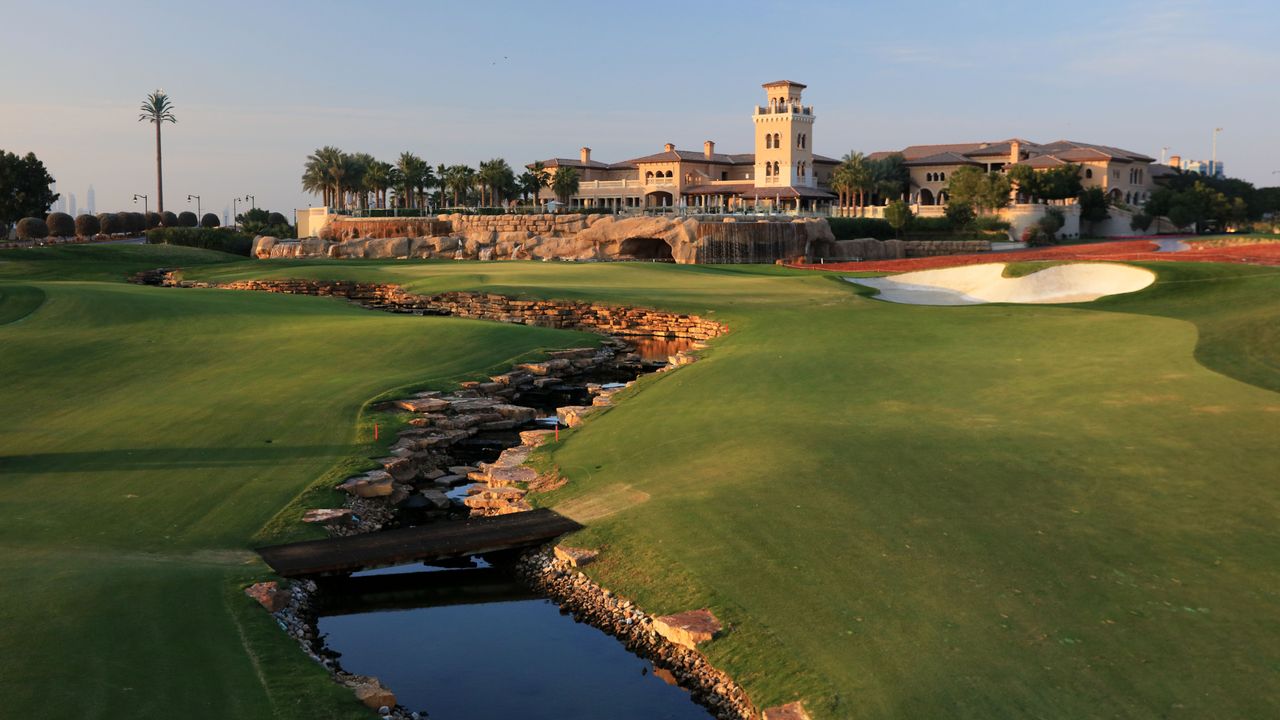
left=16, top=217, right=48, bottom=240
left=1037, top=208, right=1065, bottom=238
left=828, top=216, right=894, bottom=240
left=1021, top=224, right=1055, bottom=246
left=161, top=211, right=179, bottom=227
left=98, top=213, right=120, bottom=235
left=114, top=212, right=132, bottom=233
left=909, top=216, right=953, bottom=233
left=944, top=202, right=976, bottom=229
left=146, top=227, right=253, bottom=256
left=177, top=211, right=198, bottom=227
left=75, top=214, right=100, bottom=237
left=127, top=212, right=146, bottom=233
left=200, top=213, right=220, bottom=228
left=266, top=211, right=288, bottom=226
left=973, top=215, right=1011, bottom=232
left=45, top=212, right=74, bottom=237
left=145, top=211, right=162, bottom=229
left=1130, top=212, right=1154, bottom=233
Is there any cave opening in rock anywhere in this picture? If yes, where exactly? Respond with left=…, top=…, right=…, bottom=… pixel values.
left=618, top=237, right=675, bottom=262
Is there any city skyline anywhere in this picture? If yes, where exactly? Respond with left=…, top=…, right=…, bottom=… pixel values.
left=4, top=0, right=1276, bottom=216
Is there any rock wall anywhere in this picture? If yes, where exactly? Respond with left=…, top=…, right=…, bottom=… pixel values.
left=216, top=279, right=727, bottom=340
left=256, top=214, right=835, bottom=265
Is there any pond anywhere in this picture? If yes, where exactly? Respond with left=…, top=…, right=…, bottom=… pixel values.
left=316, top=563, right=711, bottom=719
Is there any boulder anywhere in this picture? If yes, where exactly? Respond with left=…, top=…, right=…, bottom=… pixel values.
left=553, top=545, right=599, bottom=568
left=365, top=236, right=409, bottom=258
left=353, top=680, right=396, bottom=711
left=396, top=397, right=449, bottom=413
left=244, top=581, right=290, bottom=612
left=301, top=508, right=353, bottom=525
left=652, top=609, right=722, bottom=649
left=519, top=429, right=556, bottom=447
left=556, top=405, right=596, bottom=428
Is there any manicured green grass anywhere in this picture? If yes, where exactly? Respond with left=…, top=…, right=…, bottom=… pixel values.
left=192, top=257, right=1280, bottom=718
left=5, top=248, right=1279, bottom=719
left=0, top=247, right=595, bottom=718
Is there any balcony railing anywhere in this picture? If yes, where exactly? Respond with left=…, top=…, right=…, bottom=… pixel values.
left=646, top=178, right=675, bottom=187
left=754, top=104, right=813, bottom=116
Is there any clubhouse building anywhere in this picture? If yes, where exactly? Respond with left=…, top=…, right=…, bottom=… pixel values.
left=531, top=80, right=839, bottom=212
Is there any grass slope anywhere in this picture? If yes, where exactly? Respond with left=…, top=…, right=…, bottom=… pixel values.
left=190, top=258, right=1280, bottom=719
left=0, top=247, right=594, bottom=718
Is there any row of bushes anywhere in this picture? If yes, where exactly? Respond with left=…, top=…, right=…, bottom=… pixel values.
left=828, top=215, right=1010, bottom=241
left=145, top=227, right=253, bottom=256
left=13, top=211, right=221, bottom=240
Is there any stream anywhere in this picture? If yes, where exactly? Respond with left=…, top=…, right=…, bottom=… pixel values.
left=313, top=336, right=712, bottom=719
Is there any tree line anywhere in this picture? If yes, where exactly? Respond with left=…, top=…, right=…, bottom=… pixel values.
left=301, top=149, right=588, bottom=210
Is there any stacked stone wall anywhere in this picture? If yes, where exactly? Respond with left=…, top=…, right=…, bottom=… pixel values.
left=216, top=279, right=726, bottom=340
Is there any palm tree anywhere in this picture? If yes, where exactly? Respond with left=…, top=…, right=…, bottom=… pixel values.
left=364, top=161, right=393, bottom=209
left=434, top=164, right=448, bottom=207
left=444, top=165, right=475, bottom=207
left=347, top=153, right=374, bottom=209
left=397, top=152, right=427, bottom=209
left=417, top=164, right=436, bottom=209
left=552, top=166, right=580, bottom=205
left=302, top=154, right=329, bottom=207
left=138, top=90, right=177, bottom=212
left=520, top=161, right=549, bottom=207
left=839, top=151, right=873, bottom=216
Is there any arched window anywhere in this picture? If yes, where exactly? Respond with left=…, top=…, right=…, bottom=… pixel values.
left=645, top=171, right=653, bottom=181
left=773, top=133, right=780, bottom=148
left=802, top=134, right=807, bottom=148
left=926, top=172, right=932, bottom=182
left=1085, top=168, right=1093, bottom=179
left=665, top=170, right=673, bottom=178
left=939, top=172, right=946, bottom=181
left=765, top=163, right=772, bottom=177
left=766, top=134, right=773, bottom=149
left=773, top=161, right=780, bottom=176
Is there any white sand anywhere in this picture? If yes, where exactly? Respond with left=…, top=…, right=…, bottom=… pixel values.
left=848, top=263, right=1156, bottom=306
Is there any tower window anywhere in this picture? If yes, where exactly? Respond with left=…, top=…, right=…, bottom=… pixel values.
left=766, top=134, right=773, bottom=149
left=765, top=163, right=772, bottom=177
left=773, top=133, right=781, bottom=148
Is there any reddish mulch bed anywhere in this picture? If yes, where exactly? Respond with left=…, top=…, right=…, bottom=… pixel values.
left=792, top=239, right=1280, bottom=273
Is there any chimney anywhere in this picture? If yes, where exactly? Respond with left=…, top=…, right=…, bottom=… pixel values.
left=704, top=140, right=715, bottom=159
left=1009, top=140, right=1021, bottom=165
left=664, top=142, right=675, bottom=153
left=1169, top=154, right=1181, bottom=169
left=580, top=147, right=591, bottom=164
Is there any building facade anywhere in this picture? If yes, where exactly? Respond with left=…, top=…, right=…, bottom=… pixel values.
left=531, top=81, right=837, bottom=212
left=871, top=139, right=1158, bottom=209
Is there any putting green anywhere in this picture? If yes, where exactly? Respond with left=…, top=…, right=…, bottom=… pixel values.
left=3, top=247, right=1278, bottom=719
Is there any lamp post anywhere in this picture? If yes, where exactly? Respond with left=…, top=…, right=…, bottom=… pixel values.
left=244, top=194, right=256, bottom=211
left=133, top=193, right=148, bottom=214
left=232, top=197, right=240, bottom=229
left=187, top=194, right=201, bottom=220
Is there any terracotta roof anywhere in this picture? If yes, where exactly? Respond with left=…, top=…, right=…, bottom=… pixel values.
left=904, top=151, right=983, bottom=167
left=624, top=149, right=751, bottom=166
left=812, top=154, right=840, bottom=165
left=681, top=183, right=756, bottom=196
left=530, top=157, right=612, bottom=170
left=763, top=80, right=807, bottom=89
left=739, top=185, right=836, bottom=199
left=1013, top=155, right=1069, bottom=169
left=1037, top=140, right=1154, bottom=163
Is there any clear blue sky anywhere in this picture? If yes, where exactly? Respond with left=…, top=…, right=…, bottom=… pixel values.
left=4, top=0, right=1276, bottom=216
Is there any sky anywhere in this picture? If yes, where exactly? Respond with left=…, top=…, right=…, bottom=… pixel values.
left=3, top=0, right=1277, bottom=216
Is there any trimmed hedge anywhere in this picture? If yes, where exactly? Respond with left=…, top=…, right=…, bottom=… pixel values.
left=145, top=211, right=162, bottom=229
left=45, top=212, right=74, bottom=237
left=161, top=211, right=179, bottom=227
left=98, top=213, right=120, bottom=235
left=200, top=213, right=220, bottom=228
left=828, top=217, right=894, bottom=240
left=146, top=227, right=253, bottom=256
left=16, top=217, right=49, bottom=240
left=127, top=212, right=146, bottom=233
left=177, top=211, right=198, bottom=227
left=75, top=213, right=100, bottom=237
left=267, top=211, right=288, bottom=226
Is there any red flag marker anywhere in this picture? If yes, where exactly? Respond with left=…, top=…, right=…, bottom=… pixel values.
left=374, top=423, right=379, bottom=441
left=555, top=422, right=560, bottom=442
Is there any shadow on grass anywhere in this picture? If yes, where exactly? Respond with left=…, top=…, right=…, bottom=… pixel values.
left=0, top=444, right=363, bottom=473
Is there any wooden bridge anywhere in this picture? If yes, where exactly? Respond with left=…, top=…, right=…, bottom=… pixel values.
left=256, top=508, right=582, bottom=578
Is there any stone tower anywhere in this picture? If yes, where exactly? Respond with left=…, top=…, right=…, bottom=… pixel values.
left=753, top=80, right=814, bottom=189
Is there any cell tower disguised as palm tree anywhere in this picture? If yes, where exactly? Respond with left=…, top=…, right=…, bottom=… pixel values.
left=138, top=90, right=177, bottom=212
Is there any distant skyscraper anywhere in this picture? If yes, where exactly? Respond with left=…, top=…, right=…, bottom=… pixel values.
left=86, top=185, right=96, bottom=214
left=68, top=193, right=77, bottom=216
left=223, top=207, right=230, bottom=227
left=50, top=181, right=62, bottom=212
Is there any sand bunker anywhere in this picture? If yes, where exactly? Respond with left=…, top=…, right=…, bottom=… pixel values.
left=848, top=262, right=1156, bottom=305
